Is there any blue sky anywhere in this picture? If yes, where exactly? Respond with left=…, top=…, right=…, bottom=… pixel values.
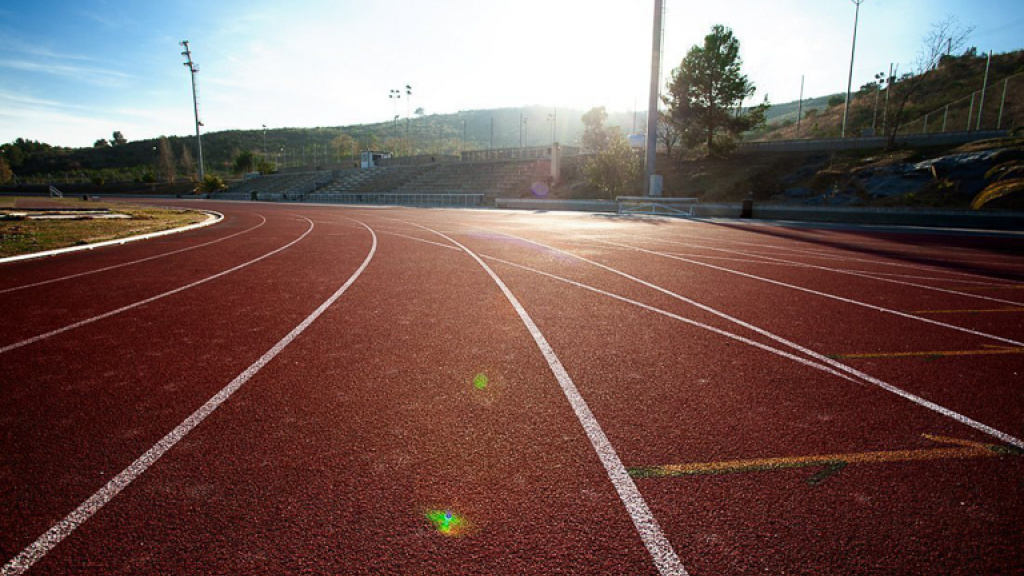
left=1, top=0, right=1022, bottom=148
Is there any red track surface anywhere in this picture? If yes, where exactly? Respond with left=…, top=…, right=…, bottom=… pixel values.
left=2, top=201, right=1022, bottom=575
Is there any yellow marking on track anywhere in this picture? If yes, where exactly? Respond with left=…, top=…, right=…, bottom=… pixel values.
left=913, top=307, right=1024, bottom=314
left=830, top=346, right=1024, bottom=359
left=630, top=435, right=1018, bottom=484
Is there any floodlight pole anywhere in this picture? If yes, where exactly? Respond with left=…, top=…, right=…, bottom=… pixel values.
left=644, top=0, right=664, bottom=196
left=841, top=0, right=864, bottom=139
left=180, top=40, right=205, bottom=181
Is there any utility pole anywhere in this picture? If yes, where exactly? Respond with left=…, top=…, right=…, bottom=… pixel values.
left=644, top=0, right=664, bottom=196
left=841, top=0, right=865, bottom=139
left=179, top=40, right=205, bottom=180
left=976, top=50, right=992, bottom=131
left=796, top=75, right=805, bottom=137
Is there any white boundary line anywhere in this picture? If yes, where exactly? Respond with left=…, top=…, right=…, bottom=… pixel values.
left=0, top=214, right=268, bottom=295
left=0, top=220, right=378, bottom=576
left=0, top=210, right=224, bottom=265
left=482, top=230, right=1024, bottom=450
left=0, top=217, right=315, bottom=356
left=412, top=223, right=688, bottom=576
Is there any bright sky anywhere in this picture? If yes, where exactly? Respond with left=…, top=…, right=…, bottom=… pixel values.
left=2, top=0, right=1022, bottom=148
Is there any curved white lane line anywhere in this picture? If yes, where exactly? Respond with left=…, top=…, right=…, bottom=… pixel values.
left=0, top=214, right=269, bottom=295
left=0, top=216, right=315, bottom=356
left=0, top=210, right=224, bottom=265
left=486, top=230, right=1024, bottom=450
left=598, top=239, right=1024, bottom=348
left=673, top=240, right=1024, bottom=307
left=413, top=223, right=688, bottom=576
left=0, top=220, right=377, bottom=576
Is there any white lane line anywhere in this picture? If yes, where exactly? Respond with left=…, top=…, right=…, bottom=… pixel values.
left=0, top=217, right=315, bottom=356
left=0, top=210, right=224, bottom=265
left=597, top=239, right=1024, bottom=349
left=378, top=230, right=461, bottom=251
left=482, top=255, right=858, bottom=383
left=662, top=234, right=1020, bottom=282
left=485, top=231, right=1024, bottom=450
left=669, top=240, right=1024, bottom=307
left=0, top=220, right=377, bottom=576
left=0, top=215, right=269, bottom=295
left=413, top=223, right=688, bottom=576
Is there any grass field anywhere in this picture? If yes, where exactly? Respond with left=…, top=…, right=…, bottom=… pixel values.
left=0, top=198, right=206, bottom=258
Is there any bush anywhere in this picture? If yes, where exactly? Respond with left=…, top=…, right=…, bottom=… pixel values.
left=197, top=174, right=227, bottom=193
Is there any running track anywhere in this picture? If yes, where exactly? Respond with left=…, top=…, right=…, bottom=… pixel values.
left=2, top=200, right=1022, bottom=575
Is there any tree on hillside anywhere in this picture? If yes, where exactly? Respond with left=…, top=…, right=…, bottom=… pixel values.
left=663, top=24, right=768, bottom=155
left=581, top=106, right=616, bottom=152
left=580, top=106, right=641, bottom=195
left=886, top=16, right=975, bottom=146
left=583, top=132, right=642, bottom=196
left=94, top=139, right=110, bottom=148
left=180, top=145, right=197, bottom=182
left=332, top=134, right=358, bottom=163
left=112, top=131, right=127, bottom=146
left=0, top=156, right=13, bottom=184
left=157, top=137, right=176, bottom=183
left=657, top=111, right=683, bottom=159
left=233, top=151, right=255, bottom=174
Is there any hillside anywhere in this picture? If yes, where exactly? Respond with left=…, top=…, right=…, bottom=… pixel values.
left=751, top=49, right=1024, bottom=141
left=1, top=106, right=647, bottom=184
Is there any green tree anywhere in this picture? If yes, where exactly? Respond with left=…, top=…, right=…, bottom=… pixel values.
left=156, top=137, right=176, bottom=183
left=197, top=174, right=227, bottom=193
left=0, top=155, right=13, bottom=184
left=663, top=24, right=767, bottom=154
left=94, top=138, right=110, bottom=148
left=331, top=134, right=358, bottom=162
left=583, top=132, right=642, bottom=197
left=233, top=151, right=255, bottom=174
left=180, top=144, right=197, bottom=182
left=112, top=131, right=127, bottom=146
left=581, top=106, right=614, bottom=152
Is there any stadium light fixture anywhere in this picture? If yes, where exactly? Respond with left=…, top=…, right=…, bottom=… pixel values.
left=841, top=0, right=865, bottom=139
left=179, top=40, right=205, bottom=181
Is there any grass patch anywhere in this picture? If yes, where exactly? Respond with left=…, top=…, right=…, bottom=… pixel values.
left=0, top=198, right=206, bottom=258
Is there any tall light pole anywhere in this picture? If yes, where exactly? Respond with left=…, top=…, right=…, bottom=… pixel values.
left=841, top=0, right=865, bottom=139
left=389, top=89, right=401, bottom=139
left=644, top=0, right=664, bottom=196
left=262, top=124, right=267, bottom=167
left=405, top=84, right=413, bottom=139
left=179, top=40, right=205, bottom=180
left=871, top=72, right=884, bottom=133
left=796, top=75, right=805, bottom=137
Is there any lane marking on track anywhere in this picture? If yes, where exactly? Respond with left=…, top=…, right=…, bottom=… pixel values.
left=482, top=231, right=1024, bottom=450
left=913, top=307, right=1024, bottom=314
left=413, top=224, right=689, bottom=576
left=597, top=239, right=1024, bottom=348
left=630, top=434, right=1021, bottom=485
left=830, top=345, right=1024, bottom=359
left=655, top=239, right=1024, bottom=307
left=0, top=220, right=378, bottom=576
left=0, top=214, right=269, bottom=295
left=482, top=255, right=858, bottom=383
left=653, top=232, right=1021, bottom=282
left=0, top=216, right=315, bottom=356
left=379, top=230, right=461, bottom=251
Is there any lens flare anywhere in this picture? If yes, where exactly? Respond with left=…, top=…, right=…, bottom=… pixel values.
left=426, top=509, right=468, bottom=536
left=473, top=373, right=489, bottom=390
left=530, top=182, right=550, bottom=197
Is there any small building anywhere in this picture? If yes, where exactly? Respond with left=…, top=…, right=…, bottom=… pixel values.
left=360, top=150, right=392, bottom=169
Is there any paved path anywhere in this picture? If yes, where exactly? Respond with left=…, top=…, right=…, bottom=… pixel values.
left=2, top=201, right=1022, bottom=575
